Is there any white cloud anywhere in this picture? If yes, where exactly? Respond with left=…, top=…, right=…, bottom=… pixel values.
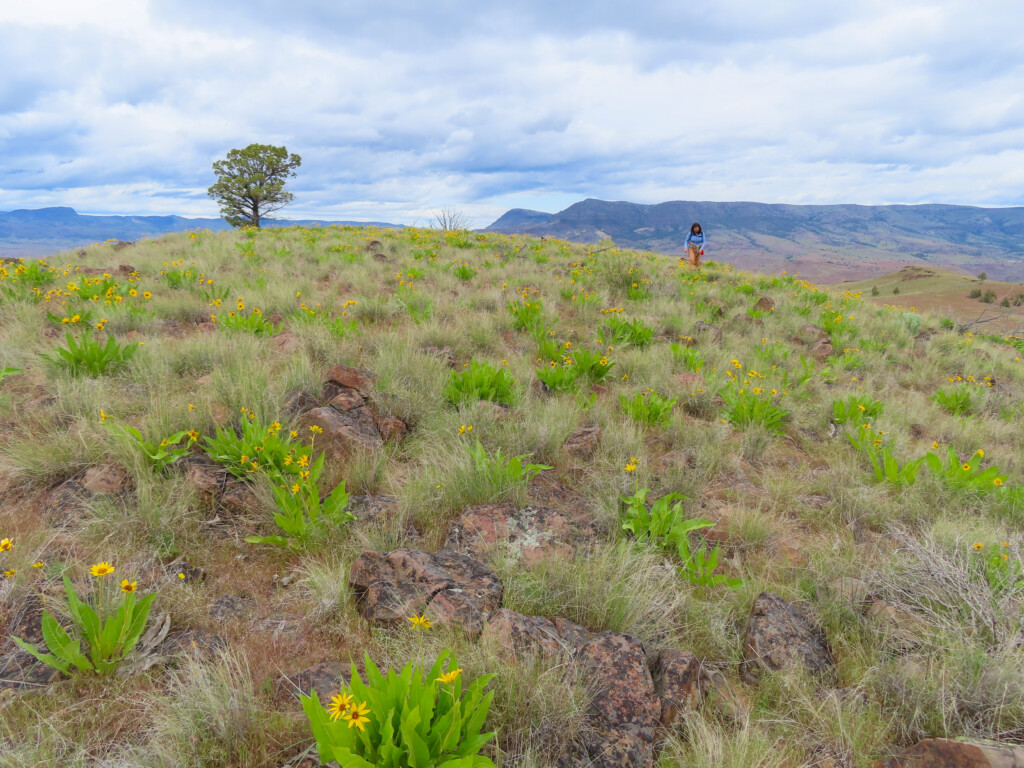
left=1, top=0, right=1023, bottom=222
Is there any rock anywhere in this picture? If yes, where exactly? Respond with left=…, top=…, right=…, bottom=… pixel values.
left=481, top=609, right=568, bottom=658
left=376, top=416, right=408, bottom=442
left=573, top=632, right=660, bottom=768
left=349, top=548, right=501, bottom=636
left=364, top=240, right=383, bottom=252
left=184, top=457, right=259, bottom=516
left=692, top=321, right=723, bottom=345
left=564, top=426, right=602, bottom=460
left=0, top=593, right=61, bottom=689
left=112, top=240, right=134, bottom=251
left=767, top=539, right=810, bottom=568
left=741, top=592, right=835, bottom=683
left=155, top=628, right=226, bottom=661
left=274, top=663, right=346, bottom=704
left=810, top=338, right=834, bottom=362
left=298, top=406, right=383, bottom=464
left=795, top=324, right=830, bottom=345
left=323, top=364, right=375, bottom=399
left=283, top=389, right=318, bottom=418
left=652, top=649, right=702, bottom=727
left=444, top=503, right=585, bottom=566
left=348, top=495, right=399, bottom=526
left=866, top=601, right=926, bottom=651
left=209, top=594, right=255, bottom=623
left=753, top=296, right=775, bottom=313
left=169, top=562, right=205, bottom=583
left=372, top=252, right=389, bottom=263
left=873, top=738, right=1024, bottom=768
left=197, top=321, right=217, bottom=333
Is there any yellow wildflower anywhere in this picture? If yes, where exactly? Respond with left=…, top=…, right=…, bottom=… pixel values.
left=90, top=562, right=115, bottom=577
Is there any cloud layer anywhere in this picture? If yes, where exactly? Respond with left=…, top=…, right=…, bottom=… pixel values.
left=2, top=0, right=1022, bottom=225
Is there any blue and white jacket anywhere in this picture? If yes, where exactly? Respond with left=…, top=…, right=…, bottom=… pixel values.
left=684, top=231, right=705, bottom=249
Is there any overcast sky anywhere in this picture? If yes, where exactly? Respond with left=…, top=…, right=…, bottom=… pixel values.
left=1, top=0, right=1022, bottom=225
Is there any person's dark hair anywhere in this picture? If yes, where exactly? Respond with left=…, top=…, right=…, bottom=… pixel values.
left=690, top=222, right=702, bottom=234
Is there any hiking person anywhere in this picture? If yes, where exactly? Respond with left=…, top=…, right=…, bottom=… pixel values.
left=685, top=222, right=705, bottom=266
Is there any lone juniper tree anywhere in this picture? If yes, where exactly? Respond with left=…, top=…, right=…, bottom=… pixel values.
left=208, top=144, right=302, bottom=228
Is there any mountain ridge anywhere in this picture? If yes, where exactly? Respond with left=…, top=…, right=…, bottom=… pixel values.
left=485, top=198, right=1024, bottom=282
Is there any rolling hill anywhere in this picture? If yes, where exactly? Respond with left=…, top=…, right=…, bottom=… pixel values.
left=0, top=207, right=397, bottom=259
left=486, top=199, right=1024, bottom=282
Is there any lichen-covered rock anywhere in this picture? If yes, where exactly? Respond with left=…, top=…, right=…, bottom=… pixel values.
left=873, top=738, right=1024, bottom=768
left=323, top=364, right=375, bottom=400
left=741, top=592, right=835, bottom=683
left=753, top=296, right=776, bottom=313
left=481, top=608, right=572, bottom=658
left=651, top=649, right=702, bottom=727
left=445, top=502, right=597, bottom=566
left=810, top=338, right=834, bottom=362
left=570, top=631, right=660, bottom=768
left=349, top=548, right=501, bottom=635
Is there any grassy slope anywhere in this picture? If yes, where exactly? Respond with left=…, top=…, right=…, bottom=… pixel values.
left=1, top=227, right=1023, bottom=767
left=839, top=265, right=1024, bottom=334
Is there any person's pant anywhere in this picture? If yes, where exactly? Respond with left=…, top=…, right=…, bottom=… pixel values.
left=688, top=245, right=702, bottom=266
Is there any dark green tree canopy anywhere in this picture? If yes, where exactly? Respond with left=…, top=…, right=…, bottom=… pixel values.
left=208, top=144, right=302, bottom=228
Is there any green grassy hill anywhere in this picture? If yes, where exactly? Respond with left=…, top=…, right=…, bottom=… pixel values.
left=1, top=228, right=1024, bottom=767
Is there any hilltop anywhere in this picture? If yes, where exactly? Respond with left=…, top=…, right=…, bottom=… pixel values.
left=0, top=207, right=398, bottom=259
left=1, top=229, right=1024, bottom=767
left=487, top=198, right=1024, bottom=282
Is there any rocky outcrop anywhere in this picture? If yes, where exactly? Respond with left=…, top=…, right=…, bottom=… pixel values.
left=741, top=592, right=835, bottom=683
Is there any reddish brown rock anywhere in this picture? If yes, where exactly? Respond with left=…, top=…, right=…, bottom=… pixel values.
left=376, top=416, right=408, bottom=442
left=573, top=632, right=660, bottom=768
left=324, top=364, right=375, bottom=399
left=651, top=649, right=702, bottom=727
left=272, top=331, right=302, bottom=355
left=692, top=320, right=723, bottom=345
left=810, top=338, right=834, bottom=362
left=481, top=608, right=566, bottom=657
left=444, top=503, right=579, bottom=566
left=197, top=321, right=217, bottom=333
left=564, top=426, right=602, bottom=460
left=349, top=548, right=501, bottom=635
left=753, top=296, right=776, bottom=313
left=81, top=464, right=129, bottom=495
left=297, top=406, right=382, bottom=464
left=873, top=739, right=1024, bottom=768
left=741, top=592, right=835, bottom=683
left=184, top=458, right=259, bottom=517
left=795, top=324, right=830, bottom=345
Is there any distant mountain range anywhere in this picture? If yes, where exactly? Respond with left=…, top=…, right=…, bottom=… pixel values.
left=0, top=207, right=397, bottom=259
left=485, top=199, right=1024, bottom=282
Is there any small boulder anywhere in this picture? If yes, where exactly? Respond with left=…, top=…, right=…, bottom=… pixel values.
left=741, top=592, right=835, bottom=683
left=283, top=389, right=318, bottom=418
left=795, top=324, right=830, bottom=345
left=873, top=738, right=1024, bottom=768
left=565, top=423, right=602, bottom=460
left=753, top=296, right=775, bottom=313
left=376, top=416, right=408, bottom=442
left=297, top=406, right=382, bottom=464
left=810, top=338, right=834, bottom=362
left=81, top=464, right=129, bottom=496
left=651, top=649, right=702, bottom=727
left=275, top=660, right=346, bottom=703
left=866, top=601, right=926, bottom=651
left=444, top=503, right=581, bottom=566
left=824, top=577, right=870, bottom=606
left=692, top=321, right=723, bottom=345
left=323, top=364, right=375, bottom=400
